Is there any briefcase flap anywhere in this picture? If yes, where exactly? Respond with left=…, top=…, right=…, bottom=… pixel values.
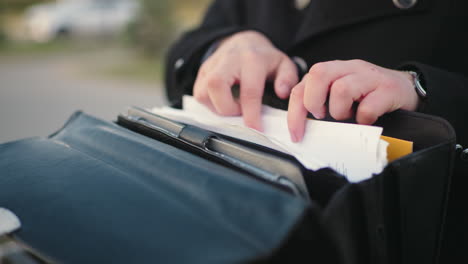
left=376, top=109, right=456, bottom=151
left=0, top=112, right=323, bottom=264
left=324, top=110, right=456, bottom=264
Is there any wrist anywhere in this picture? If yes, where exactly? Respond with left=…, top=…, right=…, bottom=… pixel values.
left=400, top=71, right=420, bottom=111
left=400, top=70, right=427, bottom=111
left=397, top=63, right=428, bottom=112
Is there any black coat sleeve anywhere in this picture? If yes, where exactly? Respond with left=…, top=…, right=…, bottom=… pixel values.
left=164, top=0, right=246, bottom=107
left=399, top=62, right=468, bottom=147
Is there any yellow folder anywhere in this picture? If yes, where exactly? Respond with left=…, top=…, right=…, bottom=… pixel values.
left=381, top=135, right=413, bottom=162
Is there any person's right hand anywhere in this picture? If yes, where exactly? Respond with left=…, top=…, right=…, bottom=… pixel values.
left=193, top=30, right=299, bottom=131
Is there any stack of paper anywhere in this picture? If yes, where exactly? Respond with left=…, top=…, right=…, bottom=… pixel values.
left=151, top=96, right=389, bottom=182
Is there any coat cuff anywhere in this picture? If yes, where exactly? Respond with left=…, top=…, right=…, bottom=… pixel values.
left=398, top=61, right=468, bottom=146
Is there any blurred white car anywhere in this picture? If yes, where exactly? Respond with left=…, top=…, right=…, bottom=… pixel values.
left=25, top=0, right=140, bottom=42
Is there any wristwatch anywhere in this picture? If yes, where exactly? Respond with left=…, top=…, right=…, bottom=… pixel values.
left=407, top=71, right=427, bottom=99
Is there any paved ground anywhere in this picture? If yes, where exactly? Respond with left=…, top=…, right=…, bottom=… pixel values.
left=0, top=49, right=167, bottom=143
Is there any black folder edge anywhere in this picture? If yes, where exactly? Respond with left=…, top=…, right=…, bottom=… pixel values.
left=116, top=106, right=313, bottom=201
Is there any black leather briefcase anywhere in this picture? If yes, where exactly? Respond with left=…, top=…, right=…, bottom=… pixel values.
left=0, top=109, right=457, bottom=264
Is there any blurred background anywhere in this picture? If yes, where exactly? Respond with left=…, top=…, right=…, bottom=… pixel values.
left=0, top=0, right=210, bottom=143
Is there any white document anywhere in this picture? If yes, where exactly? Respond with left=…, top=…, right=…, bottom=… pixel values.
left=0, top=208, right=21, bottom=236
left=151, top=96, right=388, bottom=182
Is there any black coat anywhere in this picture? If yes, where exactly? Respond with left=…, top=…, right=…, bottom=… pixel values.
left=166, top=0, right=468, bottom=147
left=165, top=0, right=468, bottom=262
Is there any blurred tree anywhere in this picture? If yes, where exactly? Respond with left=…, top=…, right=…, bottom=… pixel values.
left=0, top=0, right=52, bottom=43
left=0, top=0, right=51, bottom=12
left=171, top=0, right=211, bottom=29
left=128, top=0, right=176, bottom=58
left=0, top=29, right=5, bottom=46
left=128, top=0, right=211, bottom=59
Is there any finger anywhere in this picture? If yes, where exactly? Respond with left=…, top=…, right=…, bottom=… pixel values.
left=356, top=89, right=396, bottom=125
left=240, top=62, right=268, bottom=131
left=205, top=62, right=241, bottom=115
left=287, top=81, right=308, bottom=142
left=303, top=60, right=360, bottom=119
left=328, top=73, right=377, bottom=120
left=193, top=66, right=217, bottom=112
left=273, top=57, right=299, bottom=99
left=194, top=56, right=228, bottom=113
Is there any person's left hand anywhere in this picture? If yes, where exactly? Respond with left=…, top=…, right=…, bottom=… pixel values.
left=287, top=59, right=420, bottom=142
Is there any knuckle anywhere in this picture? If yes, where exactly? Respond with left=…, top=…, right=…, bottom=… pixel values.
left=290, top=86, right=303, bottom=99
left=282, top=55, right=296, bottom=68
left=368, top=65, right=381, bottom=74
left=242, top=48, right=261, bottom=61
left=280, top=60, right=298, bottom=76
left=303, top=98, right=317, bottom=113
left=240, top=88, right=262, bottom=102
left=205, top=74, right=225, bottom=90
left=351, top=59, right=367, bottom=67
left=329, top=59, right=343, bottom=65
left=309, top=62, right=329, bottom=77
left=285, top=66, right=300, bottom=81
left=225, top=45, right=239, bottom=55
left=197, top=60, right=211, bottom=77
left=282, top=54, right=293, bottom=62
left=331, top=108, right=351, bottom=120
left=358, top=105, right=377, bottom=123
left=193, top=89, right=208, bottom=102
left=332, top=79, right=350, bottom=98
left=278, top=75, right=298, bottom=88
left=197, top=67, right=208, bottom=78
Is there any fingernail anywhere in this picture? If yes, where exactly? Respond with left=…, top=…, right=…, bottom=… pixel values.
left=290, top=131, right=298, bottom=142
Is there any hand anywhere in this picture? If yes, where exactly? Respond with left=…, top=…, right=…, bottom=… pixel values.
left=193, top=30, right=299, bottom=131
left=287, top=59, right=419, bottom=142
